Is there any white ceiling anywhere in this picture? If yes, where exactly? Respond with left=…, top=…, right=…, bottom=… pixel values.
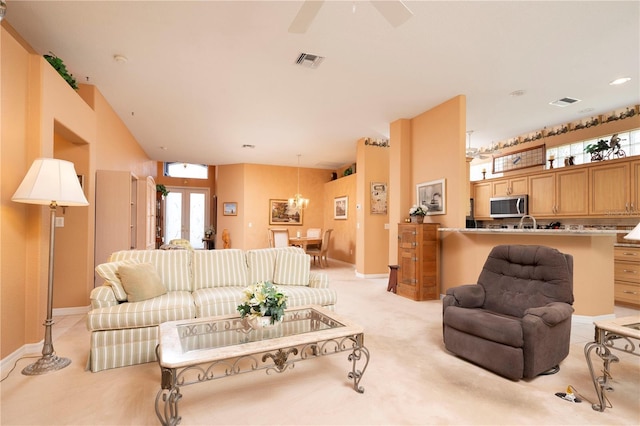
left=5, top=1, right=640, bottom=169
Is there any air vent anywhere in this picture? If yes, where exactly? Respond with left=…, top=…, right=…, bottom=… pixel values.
left=295, top=52, right=325, bottom=69
left=549, top=97, right=581, bottom=107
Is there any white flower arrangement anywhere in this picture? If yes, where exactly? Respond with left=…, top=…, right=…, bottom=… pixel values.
left=409, top=204, right=429, bottom=216
left=237, top=281, right=288, bottom=324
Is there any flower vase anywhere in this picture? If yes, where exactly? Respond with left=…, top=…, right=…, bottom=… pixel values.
left=247, top=316, right=281, bottom=330
left=410, top=216, right=419, bottom=223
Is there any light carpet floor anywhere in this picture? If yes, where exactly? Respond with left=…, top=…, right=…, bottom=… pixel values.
left=1, top=260, right=639, bottom=425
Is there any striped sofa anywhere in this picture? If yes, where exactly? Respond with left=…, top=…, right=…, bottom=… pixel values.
left=87, top=247, right=336, bottom=372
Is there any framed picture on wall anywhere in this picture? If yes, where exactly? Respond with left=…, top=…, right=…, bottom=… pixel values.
left=269, top=199, right=303, bottom=225
left=370, top=182, right=387, bottom=214
left=334, top=196, right=348, bottom=220
left=416, top=178, right=446, bottom=215
left=223, top=202, right=237, bottom=216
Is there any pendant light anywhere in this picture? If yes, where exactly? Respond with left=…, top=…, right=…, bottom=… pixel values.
left=289, top=155, right=309, bottom=209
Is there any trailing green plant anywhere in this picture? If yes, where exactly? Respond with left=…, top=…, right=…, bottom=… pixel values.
left=43, top=53, right=78, bottom=90
left=156, top=184, right=170, bottom=197
left=584, top=139, right=610, bottom=155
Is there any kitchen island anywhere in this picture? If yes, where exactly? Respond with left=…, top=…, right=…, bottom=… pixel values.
left=438, top=227, right=623, bottom=317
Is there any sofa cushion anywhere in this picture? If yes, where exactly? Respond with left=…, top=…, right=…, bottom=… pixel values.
left=246, top=247, right=303, bottom=284
left=118, top=262, right=168, bottom=302
left=95, top=260, right=134, bottom=301
left=193, top=249, right=248, bottom=289
left=86, top=291, right=195, bottom=331
left=193, top=285, right=338, bottom=319
left=443, top=306, right=524, bottom=348
left=273, top=251, right=310, bottom=286
left=109, top=250, right=193, bottom=292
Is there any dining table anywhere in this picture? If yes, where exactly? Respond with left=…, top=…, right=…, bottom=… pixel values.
left=288, top=236, right=322, bottom=251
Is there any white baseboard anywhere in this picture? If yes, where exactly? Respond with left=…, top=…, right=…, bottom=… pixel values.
left=354, top=272, right=388, bottom=279
left=0, top=341, right=44, bottom=377
left=53, top=305, right=90, bottom=316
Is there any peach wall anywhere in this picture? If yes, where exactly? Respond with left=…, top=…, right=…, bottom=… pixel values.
left=356, top=139, right=390, bottom=275
left=215, top=163, right=330, bottom=250
left=324, top=174, right=357, bottom=264
left=1, top=24, right=155, bottom=359
left=410, top=95, right=467, bottom=229
left=1, top=24, right=31, bottom=358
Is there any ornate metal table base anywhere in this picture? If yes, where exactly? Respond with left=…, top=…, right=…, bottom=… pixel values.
left=583, top=317, right=640, bottom=412
left=155, top=335, right=369, bottom=426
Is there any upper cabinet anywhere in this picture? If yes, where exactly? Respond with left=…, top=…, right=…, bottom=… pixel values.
left=492, top=176, right=528, bottom=197
left=589, top=160, right=635, bottom=216
left=472, top=156, right=638, bottom=220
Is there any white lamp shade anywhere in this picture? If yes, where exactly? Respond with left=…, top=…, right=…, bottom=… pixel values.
left=624, top=223, right=640, bottom=241
left=12, top=158, right=89, bottom=206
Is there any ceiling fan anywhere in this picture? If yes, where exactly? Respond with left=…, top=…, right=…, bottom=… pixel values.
left=466, top=131, right=489, bottom=160
left=289, top=1, right=413, bottom=34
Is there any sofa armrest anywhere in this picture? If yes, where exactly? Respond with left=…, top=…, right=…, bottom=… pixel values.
left=525, top=302, right=574, bottom=327
left=308, top=273, right=329, bottom=289
left=445, top=284, right=485, bottom=308
left=89, top=285, right=119, bottom=310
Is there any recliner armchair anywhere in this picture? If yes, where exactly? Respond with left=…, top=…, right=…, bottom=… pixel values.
left=442, top=245, right=574, bottom=380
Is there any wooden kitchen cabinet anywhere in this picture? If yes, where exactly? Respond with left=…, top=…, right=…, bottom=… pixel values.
left=614, top=246, right=640, bottom=307
left=473, top=182, right=492, bottom=219
left=397, top=223, right=440, bottom=301
left=492, top=176, right=528, bottom=197
left=590, top=160, right=631, bottom=215
left=529, top=168, right=588, bottom=217
left=631, top=159, right=640, bottom=215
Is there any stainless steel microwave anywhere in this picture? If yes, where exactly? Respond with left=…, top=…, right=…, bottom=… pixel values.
left=490, top=195, right=528, bottom=218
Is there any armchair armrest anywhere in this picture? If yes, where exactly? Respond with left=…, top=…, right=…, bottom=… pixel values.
left=525, top=302, right=574, bottom=327
left=89, top=285, right=119, bottom=310
left=308, top=272, right=329, bottom=289
left=445, top=284, right=485, bottom=308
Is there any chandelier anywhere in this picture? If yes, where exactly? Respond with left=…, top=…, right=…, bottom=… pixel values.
left=289, top=155, right=309, bottom=209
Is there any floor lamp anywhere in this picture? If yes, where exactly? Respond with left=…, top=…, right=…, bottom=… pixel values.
left=12, top=158, right=89, bottom=375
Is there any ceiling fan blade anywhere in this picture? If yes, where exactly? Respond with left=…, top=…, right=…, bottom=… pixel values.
left=370, top=1, right=413, bottom=28
left=288, top=1, right=325, bottom=34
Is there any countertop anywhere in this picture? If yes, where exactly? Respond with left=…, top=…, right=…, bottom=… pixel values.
left=438, top=227, right=626, bottom=236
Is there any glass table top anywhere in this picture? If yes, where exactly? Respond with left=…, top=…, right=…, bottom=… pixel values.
left=177, top=307, right=345, bottom=353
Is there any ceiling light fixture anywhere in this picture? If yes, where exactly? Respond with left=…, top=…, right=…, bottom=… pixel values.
left=609, top=77, right=631, bottom=86
left=113, top=54, right=128, bottom=63
left=289, top=155, right=309, bottom=210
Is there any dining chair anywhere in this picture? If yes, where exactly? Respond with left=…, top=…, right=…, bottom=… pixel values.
left=306, top=229, right=333, bottom=268
left=268, top=228, right=290, bottom=248
left=305, top=228, right=322, bottom=250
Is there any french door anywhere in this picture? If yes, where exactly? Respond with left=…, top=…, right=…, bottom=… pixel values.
left=164, top=187, right=210, bottom=249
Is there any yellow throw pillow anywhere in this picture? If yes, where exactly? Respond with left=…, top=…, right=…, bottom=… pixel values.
left=117, top=262, right=167, bottom=302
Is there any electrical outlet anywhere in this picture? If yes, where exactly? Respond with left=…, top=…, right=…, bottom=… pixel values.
left=55, top=217, right=64, bottom=227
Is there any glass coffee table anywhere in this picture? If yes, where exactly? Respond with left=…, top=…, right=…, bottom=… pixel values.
left=155, top=305, right=369, bottom=426
left=584, top=315, right=640, bottom=412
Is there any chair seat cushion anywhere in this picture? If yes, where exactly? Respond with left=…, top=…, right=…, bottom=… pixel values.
left=443, top=306, right=523, bottom=348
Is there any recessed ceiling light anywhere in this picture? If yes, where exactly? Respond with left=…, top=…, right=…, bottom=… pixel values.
left=242, top=144, right=255, bottom=149
left=609, top=77, right=631, bottom=86
left=509, top=90, right=526, bottom=97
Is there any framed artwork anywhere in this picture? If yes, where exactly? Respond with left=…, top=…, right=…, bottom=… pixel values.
left=492, top=145, right=546, bottom=173
left=334, top=196, right=348, bottom=220
left=223, top=202, right=237, bottom=216
left=417, top=178, right=446, bottom=215
left=370, top=182, right=387, bottom=215
left=269, top=199, right=303, bottom=225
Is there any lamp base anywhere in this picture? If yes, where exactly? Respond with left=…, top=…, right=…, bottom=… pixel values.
left=21, top=354, right=71, bottom=375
